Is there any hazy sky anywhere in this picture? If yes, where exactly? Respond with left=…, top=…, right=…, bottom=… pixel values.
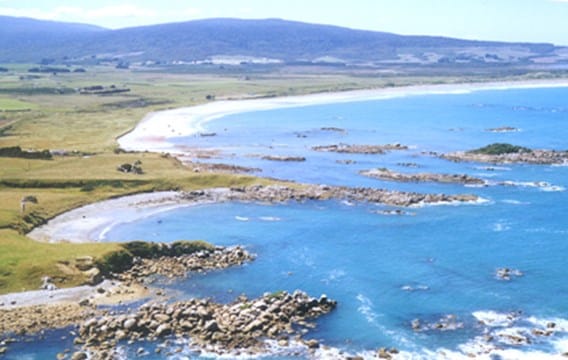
left=1, top=0, right=567, bottom=45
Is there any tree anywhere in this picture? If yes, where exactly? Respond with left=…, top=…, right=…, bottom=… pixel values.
left=20, top=195, right=38, bottom=213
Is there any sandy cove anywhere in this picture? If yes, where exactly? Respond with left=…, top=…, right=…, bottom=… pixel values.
left=118, top=79, right=568, bottom=153
left=28, top=191, right=185, bottom=243
left=28, top=185, right=482, bottom=244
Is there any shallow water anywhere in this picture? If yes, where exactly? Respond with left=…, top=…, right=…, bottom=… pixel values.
left=18, top=86, right=568, bottom=359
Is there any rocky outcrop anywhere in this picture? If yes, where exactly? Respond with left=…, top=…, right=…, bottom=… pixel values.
left=411, top=314, right=464, bottom=332
left=360, top=168, right=486, bottom=185
left=440, top=147, right=568, bottom=165
left=75, top=291, right=336, bottom=358
left=495, top=267, right=523, bottom=281
left=183, top=185, right=479, bottom=208
left=372, top=209, right=415, bottom=216
left=312, top=143, right=408, bottom=154
left=190, top=162, right=261, bottom=174
left=485, top=126, right=520, bottom=133
left=397, top=162, right=421, bottom=168
left=320, top=127, right=347, bottom=133
left=336, top=159, right=356, bottom=165
left=261, top=155, right=306, bottom=162
left=0, top=303, right=98, bottom=336
left=116, top=246, right=255, bottom=282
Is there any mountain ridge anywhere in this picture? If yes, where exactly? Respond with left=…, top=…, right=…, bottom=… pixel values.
left=0, top=16, right=565, bottom=67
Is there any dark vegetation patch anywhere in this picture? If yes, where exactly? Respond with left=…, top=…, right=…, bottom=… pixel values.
left=0, top=146, right=52, bottom=160
left=0, top=125, right=13, bottom=137
left=28, top=66, right=71, bottom=73
left=101, top=98, right=171, bottom=110
left=0, top=87, right=75, bottom=95
left=78, top=85, right=131, bottom=95
left=469, top=143, right=532, bottom=155
left=97, top=240, right=214, bottom=276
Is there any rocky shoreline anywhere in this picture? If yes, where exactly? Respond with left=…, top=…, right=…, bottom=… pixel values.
left=360, top=168, right=486, bottom=185
left=440, top=148, right=568, bottom=165
left=0, top=245, right=258, bottom=358
left=0, top=303, right=99, bottom=337
left=74, top=291, right=336, bottom=359
left=183, top=184, right=480, bottom=207
left=116, top=245, right=255, bottom=282
left=312, top=143, right=408, bottom=154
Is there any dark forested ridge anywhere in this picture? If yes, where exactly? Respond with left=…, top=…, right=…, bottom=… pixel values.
left=0, top=16, right=566, bottom=68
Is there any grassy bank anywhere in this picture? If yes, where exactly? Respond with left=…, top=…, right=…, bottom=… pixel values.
left=0, top=152, right=268, bottom=293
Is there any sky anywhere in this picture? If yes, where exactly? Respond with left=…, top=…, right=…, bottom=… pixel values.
left=1, top=0, right=567, bottom=45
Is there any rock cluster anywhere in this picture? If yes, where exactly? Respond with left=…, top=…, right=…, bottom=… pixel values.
left=441, top=149, right=568, bottom=165
left=190, top=162, right=261, bottom=174
left=75, top=291, right=336, bottom=358
left=0, top=303, right=98, bottom=336
left=312, top=143, right=408, bottom=154
left=495, top=267, right=523, bottom=281
left=485, top=126, right=519, bottom=133
left=183, top=184, right=479, bottom=208
left=320, top=127, right=347, bottom=133
left=261, top=155, right=306, bottom=162
left=372, top=209, right=415, bottom=216
left=360, top=168, right=486, bottom=185
left=116, top=246, right=255, bottom=282
left=411, top=314, right=464, bottom=332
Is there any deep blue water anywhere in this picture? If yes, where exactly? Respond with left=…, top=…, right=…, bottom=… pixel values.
left=17, top=86, right=568, bottom=359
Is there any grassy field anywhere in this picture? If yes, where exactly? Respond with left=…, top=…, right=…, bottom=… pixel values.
left=0, top=98, right=36, bottom=112
left=0, top=153, right=268, bottom=293
left=0, top=64, right=565, bottom=294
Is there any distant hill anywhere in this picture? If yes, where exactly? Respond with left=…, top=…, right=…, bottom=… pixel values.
left=0, top=16, right=566, bottom=67
left=0, top=16, right=106, bottom=63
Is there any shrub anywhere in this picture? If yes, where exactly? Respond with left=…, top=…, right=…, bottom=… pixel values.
left=96, top=250, right=133, bottom=275
left=123, top=240, right=213, bottom=259
left=0, top=146, right=52, bottom=159
left=170, top=240, right=214, bottom=255
left=469, top=143, right=532, bottom=155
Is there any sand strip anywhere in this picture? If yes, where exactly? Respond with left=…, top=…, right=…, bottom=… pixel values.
left=28, top=191, right=186, bottom=243
left=117, top=79, right=568, bottom=153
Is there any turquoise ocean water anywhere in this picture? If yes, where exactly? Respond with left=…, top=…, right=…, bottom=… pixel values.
left=12, top=86, right=568, bottom=359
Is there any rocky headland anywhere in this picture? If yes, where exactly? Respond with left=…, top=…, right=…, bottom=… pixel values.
left=360, top=168, right=486, bottom=185
left=312, top=143, right=408, bottom=154
left=439, top=143, right=568, bottom=165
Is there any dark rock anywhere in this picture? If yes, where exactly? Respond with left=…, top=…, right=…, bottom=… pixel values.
left=70, top=352, right=87, bottom=360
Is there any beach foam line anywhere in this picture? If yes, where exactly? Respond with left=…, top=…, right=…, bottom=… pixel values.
left=118, top=80, right=568, bottom=154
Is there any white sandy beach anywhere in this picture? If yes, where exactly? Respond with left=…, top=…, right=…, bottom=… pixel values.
left=117, top=79, right=568, bottom=154
left=28, top=191, right=184, bottom=243
left=27, top=189, right=235, bottom=244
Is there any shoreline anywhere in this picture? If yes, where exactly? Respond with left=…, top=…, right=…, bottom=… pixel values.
left=118, top=79, right=568, bottom=153
left=28, top=185, right=482, bottom=245
left=28, top=191, right=185, bottom=243
left=0, top=280, right=148, bottom=310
